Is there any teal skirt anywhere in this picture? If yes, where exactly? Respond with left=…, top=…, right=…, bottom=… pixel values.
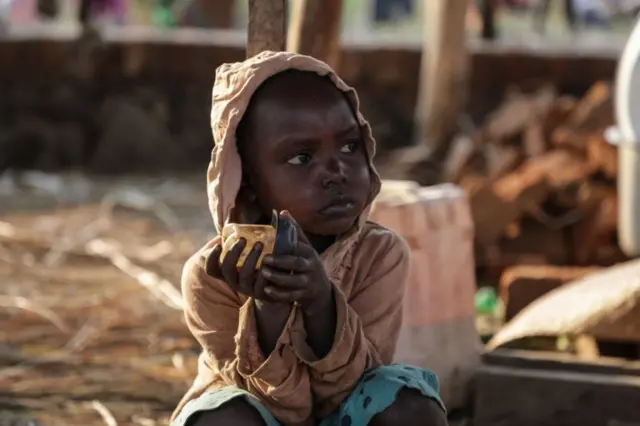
left=172, top=364, right=445, bottom=426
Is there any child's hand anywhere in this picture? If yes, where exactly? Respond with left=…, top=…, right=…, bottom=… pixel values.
left=260, top=211, right=333, bottom=315
left=204, top=239, right=270, bottom=300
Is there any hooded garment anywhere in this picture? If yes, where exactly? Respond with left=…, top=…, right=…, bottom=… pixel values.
left=175, top=51, right=411, bottom=425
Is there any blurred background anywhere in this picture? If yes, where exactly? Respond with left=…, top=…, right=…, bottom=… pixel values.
left=2, top=1, right=640, bottom=425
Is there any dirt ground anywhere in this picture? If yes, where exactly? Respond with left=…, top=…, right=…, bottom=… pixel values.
left=0, top=171, right=213, bottom=426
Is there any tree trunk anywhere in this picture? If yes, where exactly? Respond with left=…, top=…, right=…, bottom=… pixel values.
left=247, top=0, right=287, bottom=58
left=415, top=0, right=469, bottom=161
left=287, top=0, right=343, bottom=69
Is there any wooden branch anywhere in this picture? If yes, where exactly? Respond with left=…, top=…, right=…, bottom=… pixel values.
left=247, top=0, right=287, bottom=58
left=287, top=0, right=343, bottom=69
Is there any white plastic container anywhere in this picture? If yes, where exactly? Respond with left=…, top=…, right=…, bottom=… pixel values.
left=615, top=16, right=640, bottom=257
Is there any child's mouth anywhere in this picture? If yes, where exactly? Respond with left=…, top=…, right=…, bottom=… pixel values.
left=319, top=198, right=356, bottom=217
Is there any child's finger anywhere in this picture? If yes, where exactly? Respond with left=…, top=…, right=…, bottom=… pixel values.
left=237, top=243, right=263, bottom=293
left=261, top=266, right=306, bottom=289
left=204, top=245, right=223, bottom=279
left=262, top=254, right=312, bottom=272
left=264, top=286, right=306, bottom=303
left=219, top=238, right=246, bottom=286
left=241, top=242, right=264, bottom=272
left=253, top=274, right=269, bottom=300
left=280, top=210, right=311, bottom=245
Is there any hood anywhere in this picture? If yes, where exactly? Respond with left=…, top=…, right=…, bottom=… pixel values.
left=207, top=50, right=381, bottom=238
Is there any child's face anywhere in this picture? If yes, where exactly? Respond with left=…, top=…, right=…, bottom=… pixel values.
left=240, top=73, right=371, bottom=236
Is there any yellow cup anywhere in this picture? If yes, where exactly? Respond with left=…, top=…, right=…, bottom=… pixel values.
left=220, top=223, right=276, bottom=269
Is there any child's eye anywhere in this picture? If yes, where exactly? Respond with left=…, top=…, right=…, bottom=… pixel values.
left=287, top=153, right=312, bottom=165
left=340, top=140, right=360, bottom=153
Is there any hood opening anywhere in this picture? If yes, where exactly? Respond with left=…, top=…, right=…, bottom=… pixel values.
left=206, top=51, right=381, bottom=238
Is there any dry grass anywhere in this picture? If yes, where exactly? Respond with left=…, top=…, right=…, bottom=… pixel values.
left=0, top=193, right=204, bottom=426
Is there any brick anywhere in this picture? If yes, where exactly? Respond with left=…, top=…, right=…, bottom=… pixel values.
left=500, top=265, right=602, bottom=321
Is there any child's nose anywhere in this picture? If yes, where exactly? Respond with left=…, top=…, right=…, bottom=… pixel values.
left=321, top=156, right=347, bottom=187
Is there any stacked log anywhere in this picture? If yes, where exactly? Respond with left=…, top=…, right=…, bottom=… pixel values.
left=444, top=81, right=624, bottom=280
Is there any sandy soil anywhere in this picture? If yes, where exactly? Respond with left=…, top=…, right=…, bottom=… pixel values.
left=0, top=171, right=212, bottom=426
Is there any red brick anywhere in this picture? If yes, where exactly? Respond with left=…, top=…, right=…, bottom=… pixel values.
left=500, top=265, right=602, bottom=320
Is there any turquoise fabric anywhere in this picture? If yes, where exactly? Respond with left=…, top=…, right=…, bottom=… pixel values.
left=172, top=364, right=445, bottom=426
left=173, top=386, right=279, bottom=426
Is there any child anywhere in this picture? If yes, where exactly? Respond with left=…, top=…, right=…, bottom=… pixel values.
left=172, top=51, right=447, bottom=426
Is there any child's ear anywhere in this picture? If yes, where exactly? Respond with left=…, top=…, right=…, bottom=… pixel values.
left=238, top=180, right=262, bottom=223
left=239, top=178, right=257, bottom=203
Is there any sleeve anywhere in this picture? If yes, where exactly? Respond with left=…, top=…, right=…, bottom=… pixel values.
left=289, top=230, right=411, bottom=416
left=174, top=238, right=312, bottom=423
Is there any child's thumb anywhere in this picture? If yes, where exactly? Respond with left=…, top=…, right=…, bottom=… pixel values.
left=279, top=210, right=309, bottom=244
left=280, top=211, right=300, bottom=229
left=280, top=210, right=292, bottom=220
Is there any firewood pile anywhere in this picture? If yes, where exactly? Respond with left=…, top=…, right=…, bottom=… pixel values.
left=444, top=81, right=624, bottom=279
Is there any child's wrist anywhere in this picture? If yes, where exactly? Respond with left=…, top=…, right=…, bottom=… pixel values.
left=254, top=298, right=291, bottom=312
left=302, top=284, right=334, bottom=317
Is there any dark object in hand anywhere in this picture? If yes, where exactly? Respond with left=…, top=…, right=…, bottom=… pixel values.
left=221, top=210, right=297, bottom=269
left=271, top=210, right=297, bottom=256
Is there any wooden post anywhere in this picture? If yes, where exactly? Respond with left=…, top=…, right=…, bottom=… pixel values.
left=247, top=0, right=287, bottom=58
left=415, top=0, right=469, bottom=162
left=286, top=0, right=343, bottom=69
left=480, top=0, right=497, bottom=40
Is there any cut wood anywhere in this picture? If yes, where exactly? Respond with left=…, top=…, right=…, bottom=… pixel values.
left=499, top=265, right=602, bottom=321
left=462, top=170, right=550, bottom=246
left=543, top=95, right=577, bottom=136
left=522, top=120, right=547, bottom=157
left=447, top=82, right=614, bottom=270
left=484, top=87, right=556, bottom=143
left=570, top=189, right=620, bottom=265
left=287, top=0, right=343, bottom=69
left=442, top=134, right=480, bottom=183
left=484, top=92, right=537, bottom=143
left=521, top=149, right=592, bottom=189
left=562, top=81, right=613, bottom=131
left=484, top=144, right=522, bottom=180
left=587, top=134, right=617, bottom=179
left=550, top=82, right=613, bottom=152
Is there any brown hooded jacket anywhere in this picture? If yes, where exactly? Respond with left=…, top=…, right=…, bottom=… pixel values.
left=173, top=51, right=410, bottom=425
